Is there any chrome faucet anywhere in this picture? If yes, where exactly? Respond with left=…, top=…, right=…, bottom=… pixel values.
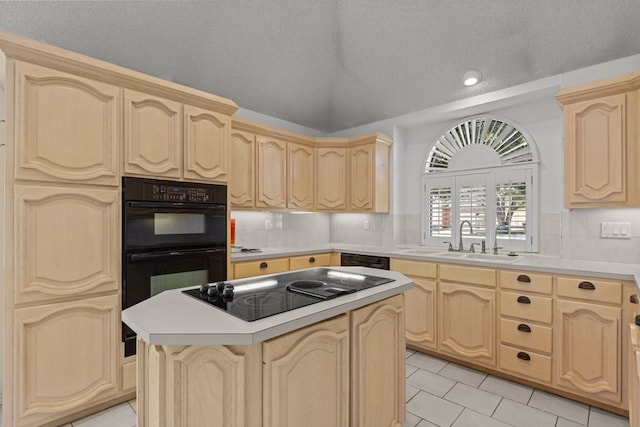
left=494, top=224, right=509, bottom=254
left=458, top=220, right=473, bottom=251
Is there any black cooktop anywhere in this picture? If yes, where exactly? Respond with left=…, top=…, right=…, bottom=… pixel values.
left=182, top=268, right=393, bottom=322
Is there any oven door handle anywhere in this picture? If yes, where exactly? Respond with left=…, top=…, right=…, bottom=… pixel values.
left=128, top=248, right=226, bottom=261
left=127, top=201, right=225, bottom=211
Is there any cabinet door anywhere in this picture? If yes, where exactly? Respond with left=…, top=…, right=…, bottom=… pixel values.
left=14, top=295, right=118, bottom=427
left=15, top=61, right=120, bottom=185
left=288, top=142, right=314, bottom=210
left=14, top=185, right=119, bottom=304
left=564, top=94, right=626, bottom=207
left=229, top=130, right=255, bottom=207
left=256, top=137, right=286, bottom=208
left=316, top=147, right=347, bottom=210
left=184, top=105, right=229, bottom=182
left=164, top=344, right=262, bottom=427
left=404, top=278, right=437, bottom=351
left=124, top=89, right=181, bottom=178
left=349, top=144, right=374, bottom=211
left=351, top=295, right=405, bottom=427
left=555, top=299, right=621, bottom=404
left=439, top=282, right=496, bottom=366
left=263, top=315, right=349, bottom=427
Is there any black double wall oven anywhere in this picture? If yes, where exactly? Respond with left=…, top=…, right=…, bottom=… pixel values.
left=122, top=177, right=227, bottom=356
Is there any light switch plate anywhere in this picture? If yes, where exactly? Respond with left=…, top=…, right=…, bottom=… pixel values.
left=601, top=221, right=631, bottom=238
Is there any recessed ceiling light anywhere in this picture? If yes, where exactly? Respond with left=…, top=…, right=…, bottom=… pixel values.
left=463, top=70, right=482, bottom=86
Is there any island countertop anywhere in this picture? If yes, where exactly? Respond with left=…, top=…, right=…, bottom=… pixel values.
left=122, top=266, right=413, bottom=347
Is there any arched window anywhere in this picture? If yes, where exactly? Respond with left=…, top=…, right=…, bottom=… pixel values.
left=422, top=116, right=539, bottom=253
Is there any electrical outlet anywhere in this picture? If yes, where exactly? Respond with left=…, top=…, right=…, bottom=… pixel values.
left=601, top=221, right=631, bottom=238
left=363, top=219, right=370, bottom=230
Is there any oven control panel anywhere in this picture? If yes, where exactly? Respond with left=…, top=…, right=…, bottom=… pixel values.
left=151, top=184, right=210, bottom=202
left=123, top=176, right=227, bottom=204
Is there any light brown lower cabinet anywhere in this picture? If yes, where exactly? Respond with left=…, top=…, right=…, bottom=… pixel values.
left=404, top=277, right=438, bottom=350
left=137, top=295, right=405, bottom=427
left=439, top=282, right=496, bottom=367
left=13, top=295, right=120, bottom=427
left=264, top=314, right=350, bottom=427
left=555, top=299, right=622, bottom=404
left=630, top=322, right=640, bottom=427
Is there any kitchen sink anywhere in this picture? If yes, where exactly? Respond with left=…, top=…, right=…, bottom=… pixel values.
left=395, top=248, right=444, bottom=255
left=427, top=251, right=522, bottom=264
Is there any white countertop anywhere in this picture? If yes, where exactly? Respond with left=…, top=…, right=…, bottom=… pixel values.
left=231, top=244, right=640, bottom=293
left=122, top=266, right=413, bottom=346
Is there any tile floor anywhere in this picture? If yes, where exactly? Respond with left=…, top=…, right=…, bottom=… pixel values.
left=0, top=350, right=631, bottom=427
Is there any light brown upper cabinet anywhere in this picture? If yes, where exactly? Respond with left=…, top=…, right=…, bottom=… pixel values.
left=316, top=145, right=348, bottom=211
left=287, top=142, right=314, bottom=209
left=229, top=129, right=256, bottom=207
left=124, top=89, right=182, bottom=178
left=256, top=136, right=287, bottom=209
left=124, top=92, right=230, bottom=182
left=230, top=118, right=392, bottom=212
left=14, top=61, right=120, bottom=186
left=556, top=71, right=640, bottom=208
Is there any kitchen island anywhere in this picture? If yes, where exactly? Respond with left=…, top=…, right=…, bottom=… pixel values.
left=122, top=267, right=413, bottom=427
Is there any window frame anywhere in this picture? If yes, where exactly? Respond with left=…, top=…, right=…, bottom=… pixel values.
left=422, top=162, right=539, bottom=253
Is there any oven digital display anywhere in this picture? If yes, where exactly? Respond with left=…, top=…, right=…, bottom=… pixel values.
left=150, top=269, right=208, bottom=296
left=154, top=213, right=205, bottom=235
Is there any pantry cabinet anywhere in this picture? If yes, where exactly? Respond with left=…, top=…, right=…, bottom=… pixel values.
left=13, top=185, right=120, bottom=304
left=263, top=314, right=350, bottom=427
left=1, top=32, right=239, bottom=427
left=14, top=60, right=120, bottom=186
left=14, top=295, right=119, bottom=427
left=556, top=70, right=640, bottom=207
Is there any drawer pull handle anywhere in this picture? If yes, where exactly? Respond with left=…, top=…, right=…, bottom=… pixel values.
left=259, top=262, right=268, bottom=269
left=517, top=352, right=531, bottom=361
left=309, top=257, right=315, bottom=263
left=517, top=274, right=531, bottom=283
left=578, top=281, right=595, bottom=290
left=517, top=296, right=531, bottom=304
left=517, top=324, right=532, bottom=333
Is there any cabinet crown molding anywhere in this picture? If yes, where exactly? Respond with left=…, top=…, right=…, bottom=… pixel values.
left=0, top=31, right=238, bottom=115
left=555, top=70, right=640, bottom=105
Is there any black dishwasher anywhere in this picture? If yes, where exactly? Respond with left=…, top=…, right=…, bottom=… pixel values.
left=340, top=253, right=390, bottom=270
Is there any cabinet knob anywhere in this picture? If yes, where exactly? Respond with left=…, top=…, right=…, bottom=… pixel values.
left=517, top=323, right=532, bottom=333
left=517, top=274, right=531, bottom=283
left=309, top=257, right=315, bottom=263
left=578, top=281, right=595, bottom=290
left=259, top=262, right=268, bottom=269
left=517, top=352, right=531, bottom=361
left=631, top=295, right=639, bottom=304
left=517, top=296, right=531, bottom=304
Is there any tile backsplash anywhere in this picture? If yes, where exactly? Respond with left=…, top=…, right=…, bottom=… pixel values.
left=232, top=208, right=640, bottom=265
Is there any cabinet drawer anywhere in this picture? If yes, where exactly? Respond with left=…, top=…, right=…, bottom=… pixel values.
left=390, top=258, right=437, bottom=279
left=500, top=291, right=552, bottom=324
left=557, top=276, right=621, bottom=304
left=500, top=344, right=552, bottom=383
left=500, top=318, right=552, bottom=353
left=500, top=271, right=552, bottom=294
left=440, top=264, right=496, bottom=287
left=234, top=257, right=289, bottom=279
left=289, top=253, right=331, bottom=270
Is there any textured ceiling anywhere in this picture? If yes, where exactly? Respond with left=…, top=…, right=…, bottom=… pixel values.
left=1, top=1, right=640, bottom=132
